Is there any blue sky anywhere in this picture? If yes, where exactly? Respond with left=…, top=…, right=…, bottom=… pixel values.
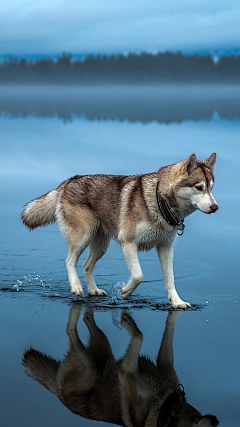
left=1, top=0, right=240, bottom=56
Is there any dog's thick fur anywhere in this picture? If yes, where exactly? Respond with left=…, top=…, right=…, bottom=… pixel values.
left=23, top=306, right=219, bottom=427
left=22, top=153, right=218, bottom=308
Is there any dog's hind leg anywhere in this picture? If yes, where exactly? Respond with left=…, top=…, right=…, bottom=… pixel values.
left=66, top=231, right=92, bottom=296
left=83, top=229, right=110, bottom=296
left=58, top=202, right=98, bottom=296
left=120, top=242, right=143, bottom=299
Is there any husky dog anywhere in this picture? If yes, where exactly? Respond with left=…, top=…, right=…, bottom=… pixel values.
left=23, top=306, right=219, bottom=427
left=22, top=153, right=218, bottom=308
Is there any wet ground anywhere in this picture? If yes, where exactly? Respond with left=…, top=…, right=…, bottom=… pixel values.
left=1, top=85, right=240, bottom=426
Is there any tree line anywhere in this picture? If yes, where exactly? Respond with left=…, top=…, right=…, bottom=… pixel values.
left=1, top=51, right=240, bottom=83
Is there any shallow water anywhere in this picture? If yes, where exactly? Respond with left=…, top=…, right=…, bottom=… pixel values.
left=1, top=85, right=240, bottom=426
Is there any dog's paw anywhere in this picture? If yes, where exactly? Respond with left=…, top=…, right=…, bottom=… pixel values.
left=71, top=283, right=84, bottom=296
left=88, top=288, right=106, bottom=296
left=172, top=300, right=191, bottom=309
left=121, top=288, right=131, bottom=299
left=121, top=290, right=130, bottom=300
left=168, top=292, right=191, bottom=309
left=120, top=283, right=136, bottom=299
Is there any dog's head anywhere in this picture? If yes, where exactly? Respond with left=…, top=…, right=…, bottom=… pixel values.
left=173, top=153, right=218, bottom=216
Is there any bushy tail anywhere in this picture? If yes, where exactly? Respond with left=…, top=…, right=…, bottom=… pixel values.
left=21, top=189, right=59, bottom=230
left=22, top=347, right=60, bottom=395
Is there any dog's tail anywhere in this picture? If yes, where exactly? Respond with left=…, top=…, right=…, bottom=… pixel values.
left=21, top=188, right=59, bottom=230
left=22, top=347, right=60, bottom=395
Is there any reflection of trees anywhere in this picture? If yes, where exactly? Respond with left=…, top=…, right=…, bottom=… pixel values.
left=1, top=85, right=240, bottom=123
left=0, top=51, right=240, bottom=83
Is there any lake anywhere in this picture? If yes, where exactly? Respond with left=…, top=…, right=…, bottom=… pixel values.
left=1, top=84, right=240, bottom=426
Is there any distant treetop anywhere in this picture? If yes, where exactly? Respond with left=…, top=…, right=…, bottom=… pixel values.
left=0, top=51, right=240, bottom=83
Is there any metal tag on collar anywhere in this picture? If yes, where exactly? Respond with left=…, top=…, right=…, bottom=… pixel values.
left=177, top=222, right=185, bottom=236
left=176, top=384, right=186, bottom=400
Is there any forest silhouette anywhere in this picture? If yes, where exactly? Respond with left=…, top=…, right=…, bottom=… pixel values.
left=1, top=51, right=240, bottom=83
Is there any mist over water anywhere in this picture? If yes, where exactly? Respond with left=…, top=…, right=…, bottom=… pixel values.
left=1, top=84, right=240, bottom=427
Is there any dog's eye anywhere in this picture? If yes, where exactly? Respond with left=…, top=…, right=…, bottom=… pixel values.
left=195, top=185, right=203, bottom=191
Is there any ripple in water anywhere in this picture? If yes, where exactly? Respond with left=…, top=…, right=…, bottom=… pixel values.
left=0, top=274, right=204, bottom=312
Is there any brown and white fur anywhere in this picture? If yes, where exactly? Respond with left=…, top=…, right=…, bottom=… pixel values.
left=22, top=153, right=218, bottom=309
left=22, top=306, right=219, bottom=427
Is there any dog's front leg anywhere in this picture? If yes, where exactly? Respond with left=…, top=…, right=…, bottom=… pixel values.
left=121, top=242, right=143, bottom=299
left=157, top=244, right=191, bottom=309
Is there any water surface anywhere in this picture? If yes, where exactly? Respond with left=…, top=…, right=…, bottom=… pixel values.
left=1, top=85, right=240, bottom=426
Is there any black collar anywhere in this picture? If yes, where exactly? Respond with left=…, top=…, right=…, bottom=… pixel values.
left=157, top=384, right=186, bottom=426
left=156, top=182, right=185, bottom=236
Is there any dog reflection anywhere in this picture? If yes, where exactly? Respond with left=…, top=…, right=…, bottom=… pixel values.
left=23, top=307, right=219, bottom=426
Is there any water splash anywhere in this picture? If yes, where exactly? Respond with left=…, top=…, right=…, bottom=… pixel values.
left=12, top=272, right=52, bottom=293
left=111, top=281, right=125, bottom=303
left=0, top=274, right=205, bottom=312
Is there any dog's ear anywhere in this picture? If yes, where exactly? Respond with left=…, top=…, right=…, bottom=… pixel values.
left=184, top=153, right=197, bottom=175
left=204, top=152, right=216, bottom=173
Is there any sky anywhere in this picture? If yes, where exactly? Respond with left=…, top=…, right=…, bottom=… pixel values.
left=1, top=0, right=240, bottom=57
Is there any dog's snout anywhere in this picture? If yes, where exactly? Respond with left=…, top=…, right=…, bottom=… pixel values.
left=210, top=203, right=219, bottom=213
